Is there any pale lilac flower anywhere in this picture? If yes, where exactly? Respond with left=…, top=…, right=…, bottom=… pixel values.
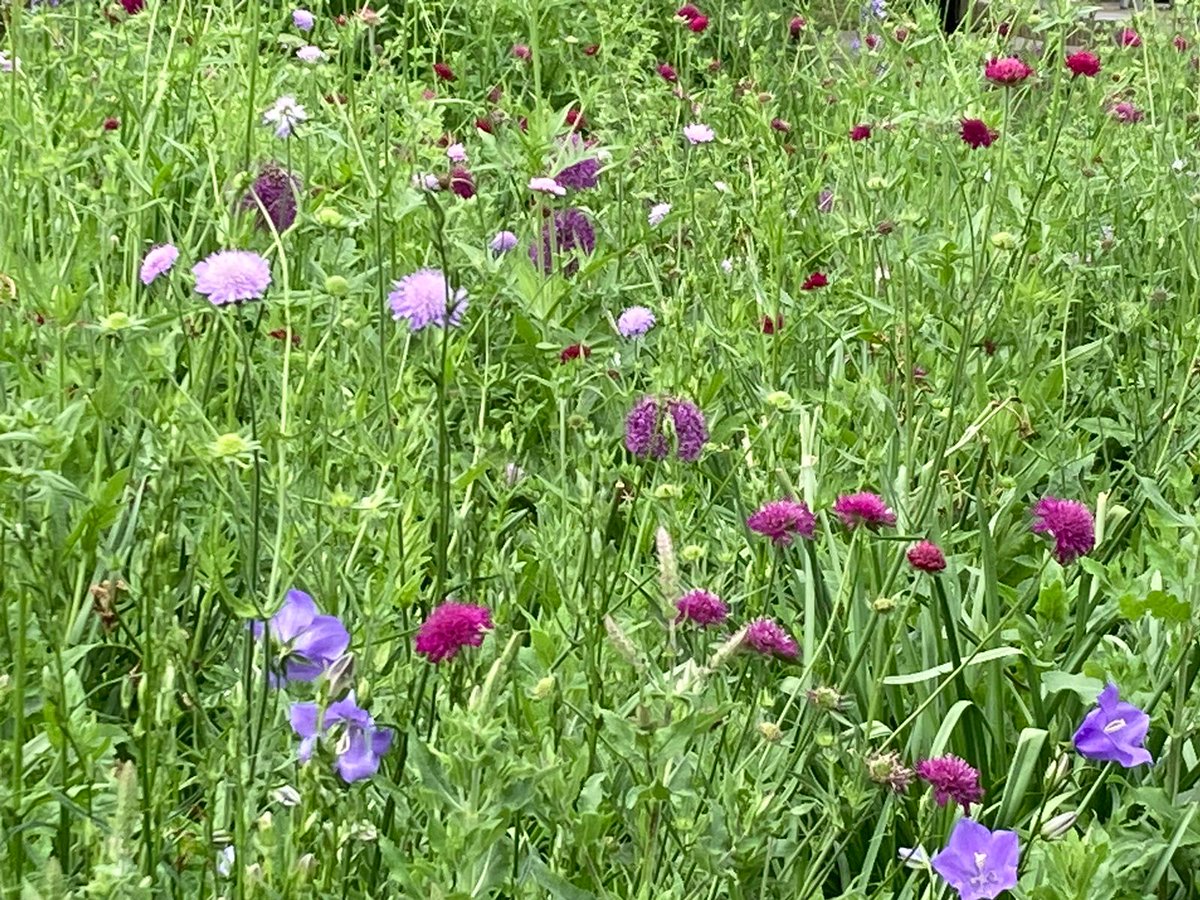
left=617, top=306, right=656, bottom=338
left=388, top=268, right=468, bottom=331
left=193, top=250, right=272, bottom=306
left=490, top=230, right=518, bottom=255
left=292, top=8, right=314, bottom=30
left=296, top=45, right=326, bottom=63
left=412, top=173, right=442, bottom=192
left=648, top=203, right=671, bottom=226
left=683, top=122, right=715, bottom=144
left=721, top=258, right=734, bottom=274
left=528, top=176, right=566, bottom=197
left=140, top=244, right=180, bottom=286
left=262, top=95, right=307, bottom=139
left=0, top=52, right=19, bottom=74
left=446, top=143, right=467, bottom=163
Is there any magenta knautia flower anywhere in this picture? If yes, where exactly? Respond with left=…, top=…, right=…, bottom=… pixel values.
left=931, top=819, right=1019, bottom=900
left=530, top=207, right=596, bottom=276
left=745, top=618, right=799, bottom=658
left=916, top=755, right=984, bottom=813
left=388, top=268, right=467, bottom=331
left=675, top=589, right=728, bottom=626
left=1109, top=101, right=1143, bottom=124
left=140, top=243, right=179, bottom=285
left=193, top=251, right=272, bottom=306
left=617, top=306, right=656, bottom=337
left=241, top=164, right=300, bottom=232
left=648, top=203, right=671, bottom=226
left=1073, top=683, right=1152, bottom=767
left=833, top=492, right=896, bottom=530
left=747, top=499, right=816, bottom=545
left=292, top=8, right=314, bottom=30
left=262, top=95, right=307, bottom=138
left=296, top=45, right=325, bottom=63
left=490, top=230, right=518, bottom=255
left=624, top=396, right=708, bottom=462
left=251, top=589, right=350, bottom=683
left=683, top=122, right=715, bottom=144
left=1030, top=496, right=1094, bottom=564
left=528, top=176, right=566, bottom=196
left=415, top=601, right=494, bottom=663
left=290, top=692, right=394, bottom=783
left=907, top=540, right=946, bottom=573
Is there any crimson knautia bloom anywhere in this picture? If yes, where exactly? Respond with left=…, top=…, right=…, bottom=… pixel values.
left=745, top=618, right=798, bottom=659
left=530, top=207, right=596, bottom=276
left=511, top=43, right=531, bottom=60
left=960, top=118, right=997, bottom=149
left=415, top=600, right=494, bottom=663
left=907, top=540, right=946, bottom=573
left=1116, top=28, right=1141, bottom=48
left=984, top=56, right=1033, bottom=86
left=688, top=14, right=709, bottom=32
left=762, top=313, right=783, bottom=334
left=241, top=164, right=300, bottom=232
left=433, top=61, right=455, bottom=81
left=290, top=692, right=393, bottom=783
left=1030, top=496, right=1094, bottom=564
left=1174, top=34, right=1188, bottom=52
left=449, top=166, right=475, bottom=198
left=292, top=8, right=314, bottom=30
left=833, top=492, right=896, bottom=530
left=747, top=499, right=816, bottom=545
left=801, top=272, right=828, bottom=291
left=932, top=819, right=1019, bottom=900
left=849, top=123, right=871, bottom=141
left=624, top=396, right=708, bottom=462
left=559, top=343, right=591, bottom=364
left=1073, top=683, right=1152, bottom=767
left=675, top=589, right=728, bottom=626
left=658, top=62, right=678, bottom=82
left=490, top=230, right=518, bottom=255
left=120, top=0, right=144, bottom=14
left=140, top=244, right=179, bottom=285
left=683, top=122, right=715, bottom=144
left=789, top=15, right=806, bottom=39
left=193, top=250, right=271, bottom=306
left=1065, top=50, right=1100, bottom=77
left=916, top=754, right=984, bottom=813
left=617, top=306, right=656, bottom=337
left=388, top=268, right=467, bottom=331
left=676, top=3, right=702, bottom=20
left=251, top=589, right=350, bottom=683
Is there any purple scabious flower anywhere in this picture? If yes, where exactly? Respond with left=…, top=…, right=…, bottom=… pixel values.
left=415, top=601, right=494, bottom=663
left=555, top=156, right=601, bottom=191
left=1073, top=683, right=1152, bottom=767
left=251, top=589, right=350, bottom=683
left=449, top=166, right=475, bottom=199
left=623, top=396, right=708, bottom=462
left=1030, top=496, right=1095, bottom=564
left=747, top=499, right=816, bottom=545
left=241, top=164, right=300, bottom=232
left=931, top=819, right=1019, bottom=900
left=668, top=398, right=708, bottom=461
left=388, top=268, right=468, bottom=331
left=530, top=207, right=595, bottom=276
left=683, top=122, right=715, bottom=144
left=140, top=243, right=179, bottom=285
left=916, top=755, right=984, bottom=814
left=675, top=589, right=728, bottom=626
left=624, top=396, right=670, bottom=460
left=292, top=8, right=314, bottom=30
left=832, top=492, right=897, bottom=530
left=745, top=618, right=799, bottom=658
left=290, top=692, right=393, bottom=783
left=617, top=305, right=656, bottom=337
left=193, top=250, right=272, bottom=306
left=490, top=231, right=518, bottom=255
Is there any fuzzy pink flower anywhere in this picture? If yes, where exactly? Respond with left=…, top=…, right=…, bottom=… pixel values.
left=801, top=272, right=828, bottom=291
left=984, top=56, right=1033, bottom=86
left=1065, top=50, right=1101, bottom=77
left=916, top=755, right=984, bottom=813
left=849, top=123, right=872, bottom=141
left=433, top=61, right=455, bottom=81
left=960, top=117, right=997, bottom=149
left=688, top=14, right=709, bottom=33
left=1031, top=497, right=1094, bottom=564
left=1110, top=101, right=1143, bottom=123
left=745, top=618, right=799, bottom=659
left=1116, top=28, right=1141, bottom=49
left=414, top=601, right=493, bottom=663
left=906, top=541, right=946, bottom=573
left=658, top=62, right=678, bottom=82
left=747, top=500, right=816, bottom=545
left=675, top=589, right=728, bottom=626
left=833, top=492, right=896, bottom=530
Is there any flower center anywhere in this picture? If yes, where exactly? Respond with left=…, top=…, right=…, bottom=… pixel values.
left=969, top=852, right=998, bottom=887
left=1103, top=718, right=1126, bottom=734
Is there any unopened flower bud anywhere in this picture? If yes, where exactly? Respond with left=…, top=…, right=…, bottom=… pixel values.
left=1040, top=811, right=1078, bottom=840
left=324, top=274, right=350, bottom=296
left=898, top=846, right=929, bottom=869
left=758, top=722, right=783, bottom=742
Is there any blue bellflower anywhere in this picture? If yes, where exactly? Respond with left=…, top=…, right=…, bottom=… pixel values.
left=252, top=589, right=350, bottom=683
left=932, top=819, right=1019, bottom=900
left=290, top=692, right=394, bottom=783
left=1073, top=683, right=1153, bottom=767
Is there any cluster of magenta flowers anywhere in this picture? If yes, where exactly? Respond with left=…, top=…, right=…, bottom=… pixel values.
left=672, top=589, right=798, bottom=661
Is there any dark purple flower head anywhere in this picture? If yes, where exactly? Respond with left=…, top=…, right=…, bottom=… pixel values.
left=674, top=589, right=728, bottom=626
left=833, top=492, right=896, bottom=530
left=668, top=398, right=708, bottom=461
left=449, top=166, right=476, bottom=198
left=252, top=589, right=350, bottom=683
left=553, top=135, right=601, bottom=191
left=623, top=396, right=708, bottom=462
left=747, top=499, right=816, bottom=545
left=932, top=819, right=1019, bottom=900
left=530, top=207, right=595, bottom=276
left=241, top=164, right=300, bottom=232
left=1073, top=683, right=1152, bottom=767
left=916, top=754, right=984, bottom=813
left=415, top=601, right=493, bottom=663
left=1030, top=496, right=1094, bottom=564
left=290, top=692, right=394, bottom=783
left=745, top=618, right=798, bottom=659
left=907, top=540, right=946, bottom=573
left=624, top=396, right=670, bottom=460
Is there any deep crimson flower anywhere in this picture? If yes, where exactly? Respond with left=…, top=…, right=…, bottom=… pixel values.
left=658, top=62, right=678, bottom=82
left=433, top=62, right=455, bottom=81
left=1031, top=497, right=1094, bottom=564
left=676, top=3, right=702, bottom=20
left=960, top=117, right=997, bottom=149
left=103, top=117, right=121, bottom=131
left=894, top=26, right=909, bottom=42
left=997, top=21, right=1010, bottom=37
left=761, top=314, right=783, bottom=334
left=415, top=601, right=494, bottom=663
left=449, top=166, right=475, bottom=199
left=269, top=328, right=302, bottom=348
left=565, top=107, right=587, bottom=130
left=771, top=117, right=791, bottom=133
left=865, top=34, right=880, bottom=50
left=1116, top=28, right=1141, bottom=48
left=789, top=15, right=806, bottom=39
left=984, top=56, right=1033, bottom=86
left=916, top=755, right=984, bottom=813
left=559, top=343, right=591, bottom=363
left=832, top=492, right=896, bottom=529
left=674, top=589, right=728, bottom=626
left=474, top=117, right=494, bottom=134
left=688, top=14, right=709, bottom=32
left=1065, top=50, right=1101, bottom=77
left=849, top=123, right=872, bottom=141
left=584, top=44, right=599, bottom=56
left=801, top=272, right=828, bottom=291
left=120, top=0, right=144, bottom=14
left=907, top=541, right=946, bottom=573
left=1174, top=35, right=1188, bottom=52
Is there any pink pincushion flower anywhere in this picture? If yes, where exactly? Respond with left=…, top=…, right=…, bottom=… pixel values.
left=1116, top=28, right=1141, bottom=48
left=747, top=500, right=816, bottom=545
left=1065, top=50, right=1101, bottom=77
left=984, top=56, right=1033, bottom=86
left=414, top=601, right=494, bottom=663
left=1110, top=101, right=1143, bottom=123
left=658, top=62, right=678, bottom=82
left=675, top=589, right=728, bottom=626
left=140, top=244, right=179, bottom=285
left=907, top=541, right=946, bottom=573
left=745, top=618, right=798, bottom=659
left=388, top=268, right=468, bottom=331
left=683, top=123, right=715, bottom=144
left=916, top=755, right=984, bottom=813
left=193, top=250, right=272, bottom=306
left=833, top=492, right=896, bottom=530
left=1031, top=497, right=1094, bottom=564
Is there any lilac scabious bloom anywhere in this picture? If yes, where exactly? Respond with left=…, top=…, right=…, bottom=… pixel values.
left=931, top=819, right=1019, bottom=900
left=617, top=305, right=656, bottom=337
left=623, top=395, right=708, bottom=462
left=648, top=203, right=671, bottom=226
left=747, top=499, right=816, bottom=545
left=388, top=268, right=468, bottom=331
left=916, top=754, right=984, bottom=813
left=490, top=230, right=518, bottom=255
left=530, top=207, right=595, bottom=276
left=241, top=164, right=300, bottom=232
left=528, top=176, right=566, bottom=197
left=675, top=589, right=728, bottom=626
left=251, top=589, right=350, bottom=683
left=1073, top=683, right=1152, bottom=767
left=683, top=122, right=715, bottom=144
left=290, top=692, right=394, bottom=783
left=292, top=8, right=314, bottom=30
left=833, top=492, right=897, bottom=530
left=745, top=618, right=799, bottom=658
left=296, top=45, right=325, bottom=63
left=415, top=601, right=494, bottom=663
left=446, top=142, right=467, bottom=163
left=1030, top=496, right=1094, bottom=564
left=193, top=250, right=272, bottom=306
left=262, top=95, right=307, bottom=138
left=140, top=243, right=179, bottom=285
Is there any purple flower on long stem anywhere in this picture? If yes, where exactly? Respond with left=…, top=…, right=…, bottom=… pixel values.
left=1073, top=683, right=1152, bottom=767
left=916, top=754, right=984, bottom=813
left=745, top=618, right=799, bottom=658
left=675, top=589, right=728, bottom=626
left=1030, top=496, right=1094, bottom=564
left=140, top=244, right=179, bottom=285
left=290, top=692, right=393, bottom=783
left=251, top=589, right=350, bottom=683
left=241, top=164, right=301, bottom=232
left=832, top=492, right=896, bottom=530
left=530, top=207, right=595, bottom=276
left=388, top=268, right=468, bottom=331
left=931, top=818, right=1019, bottom=900
left=193, top=250, right=272, bottom=306
left=623, top=395, right=708, bottom=462
left=747, top=499, right=816, bottom=545
left=415, top=601, right=494, bottom=663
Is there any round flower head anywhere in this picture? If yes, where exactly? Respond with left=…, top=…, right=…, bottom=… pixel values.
left=683, top=122, right=715, bottom=144
left=262, top=95, right=307, bottom=139
left=490, top=230, right=518, bottom=255
left=193, top=250, right=272, bottom=306
left=1030, top=496, right=1094, bottom=564
left=624, top=395, right=707, bottom=462
left=916, top=754, right=984, bottom=813
left=833, top=492, right=897, bottom=530
left=745, top=618, right=799, bottom=659
left=648, top=203, right=671, bottom=227
left=984, top=56, right=1033, bottom=86
left=658, top=62, right=678, bottom=82
left=801, top=272, right=828, bottom=291
left=1116, top=28, right=1141, bottom=48
left=241, top=164, right=300, bottom=232
left=747, top=499, right=816, bottom=545
left=433, top=61, right=455, bottom=81
left=960, top=118, right=997, bottom=149
left=932, top=819, right=1019, bottom=900
left=553, top=136, right=601, bottom=191
left=528, top=176, right=566, bottom=197
left=530, top=207, right=595, bottom=276
left=449, top=166, right=475, bottom=199
left=296, top=45, right=325, bottom=63
left=617, top=306, right=656, bottom=338
left=414, top=601, right=494, bottom=663
left=140, top=243, right=179, bottom=286
left=675, top=589, right=728, bottom=627
left=292, top=8, right=314, bottom=30
left=1065, top=50, right=1100, bottom=77
left=446, top=142, right=467, bottom=163
left=668, top=398, right=708, bottom=461
left=1073, top=682, right=1152, bottom=768
left=1110, top=101, right=1143, bottom=124
left=907, top=540, right=946, bottom=573
left=388, top=268, right=467, bottom=331
left=849, top=123, right=872, bottom=141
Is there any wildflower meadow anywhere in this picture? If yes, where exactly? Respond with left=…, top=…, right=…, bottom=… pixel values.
left=3, top=0, right=1200, bottom=896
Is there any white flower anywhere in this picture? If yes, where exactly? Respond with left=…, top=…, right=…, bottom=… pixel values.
left=295, top=45, right=326, bottom=63
left=721, top=258, right=734, bottom=274
left=0, top=51, right=19, bottom=74
left=713, top=180, right=730, bottom=193
left=528, top=176, right=566, bottom=196
left=648, top=203, right=671, bottom=226
left=262, top=95, right=308, bottom=138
